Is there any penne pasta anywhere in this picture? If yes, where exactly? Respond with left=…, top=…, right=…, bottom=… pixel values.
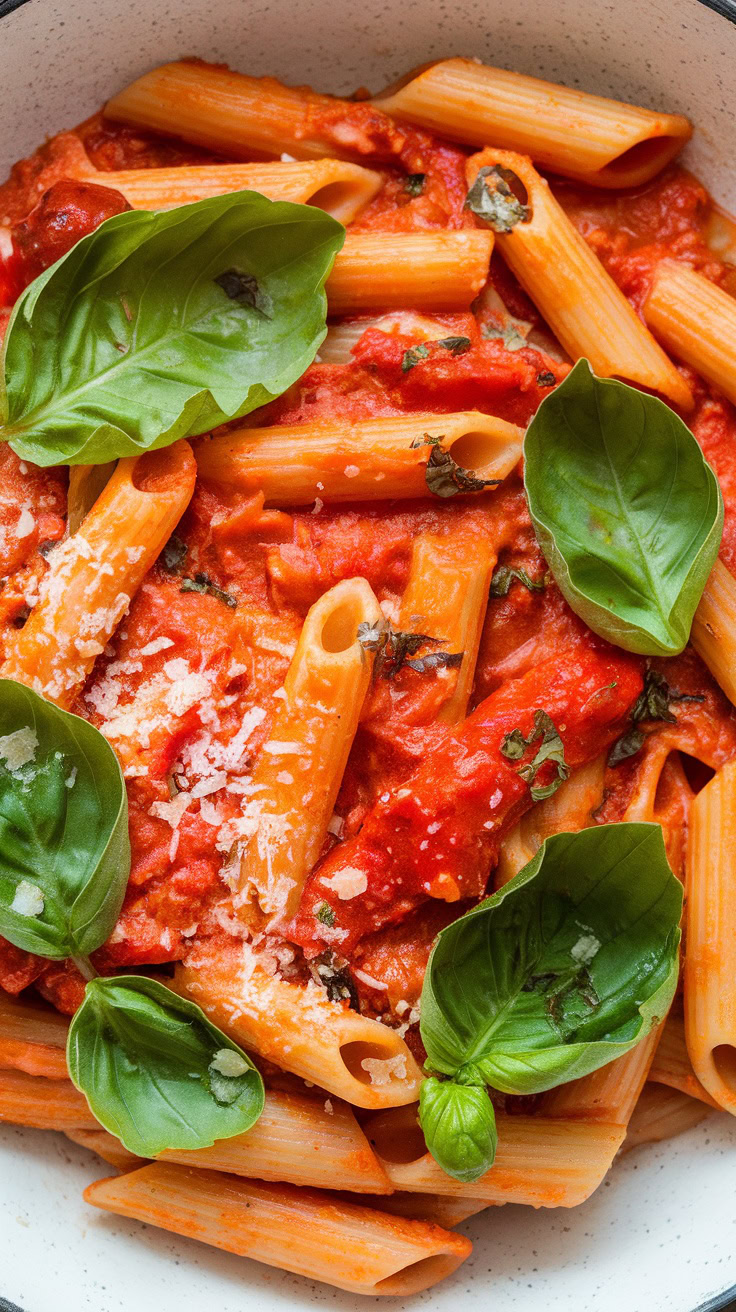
left=621, top=1083, right=712, bottom=1154
left=359, top=1191, right=490, bottom=1227
left=74, top=157, right=383, bottom=225
left=195, top=411, right=522, bottom=505
left=374, top=58, right=691, bottom=188
left=691, top=559, right=736, bottom=708
left=495, top=755, right=606, bottom=888
left=0, top=992, right=69, bottom=1080
left=685, top=761, right=736, bottom=1115
left=176, top=945, right=424, bottom=1109
left=66, top=462, right=117, bottom=534
left=643, top=260, right=736, bottom=407
left=0, top=1066, right=97, bottom=1130
left=396, top=529, right=496, bottom=723
left=85, top=1164, right=472, bottom=1294
left=649, top=1009, right=720, bottom=1109
left=540, top=1026, right=663, bottom=1124
left=327, top=232, right=493, bottom=313
left=65, top=1127, right=147, bottom=1172
left=464, top=150, right=693, bottom=409
left=224, top=578, right=382, bottom=925
left=364, top=1105, right=625, bottom=1206
left=2, top=442, right=196, bottom=706
left=161, top=1089, right=391, bottom=1194
left=319, top=311, right=445, bottom=364
left=104, top=61, right=387, bottom=163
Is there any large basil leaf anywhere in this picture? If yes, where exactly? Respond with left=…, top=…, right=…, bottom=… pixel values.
left=419, top=1076, right=498, bottom=1183
left=0, top=679, right=129, bottom=958
left=524, top=360, right=722, bottom=656
left=420, top=823, right=681, bottom=1098
left=0, top=191, right=344, bottom=466
left=67, top=975, right=265, bottom=1156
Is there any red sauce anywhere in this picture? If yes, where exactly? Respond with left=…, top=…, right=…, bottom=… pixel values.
left=1, top=96, right=736, bottom=1017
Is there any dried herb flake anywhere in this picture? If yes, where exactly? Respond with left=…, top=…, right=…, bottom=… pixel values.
left=465, top=165, right=530, bottom=233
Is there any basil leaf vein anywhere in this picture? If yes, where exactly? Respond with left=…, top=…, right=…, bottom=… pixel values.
left=524, top=360, right=723, bottom=656
left=0, top=678, right=129, bottom=959
left=67, top=975, right=265, bottom=1156
left=0, top=191, right=345, bottom=466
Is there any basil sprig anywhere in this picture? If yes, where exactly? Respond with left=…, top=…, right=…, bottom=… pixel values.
left=418, top=823, right=682, bottom=1182
left=67, top=976, right=264, bottom=1156
left=0, top=191, right=344, bottom=466
left=0, top=677, right=265, bottom=1153
left=0, top=679, right=129, bottom=959
left=524, top=360, right=723, bottom=656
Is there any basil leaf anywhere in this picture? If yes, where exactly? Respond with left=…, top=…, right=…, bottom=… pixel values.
left=410, top=432, right=502, bottom=498
left=67, top=975, right=265, bottom=1156
left=0, top=679, right=129, bottom=959
left=437, top=336, right=471, bottom=356
left=402, top=344, right=430, bottom=373
left=0, top=191, right=344, bottom=467
left=500, top=708, right=569, bottom=801
left=607, top=668, right=705, bottom=766
left=180, top=572, right=238, bottom=608
left=524, top=360, right=723, bottom=656
left=419, top=1077, right=498, bottom=1183
left=420, top=823, right=681, bottom=1096
left=465, top=165, right=530, bottom=232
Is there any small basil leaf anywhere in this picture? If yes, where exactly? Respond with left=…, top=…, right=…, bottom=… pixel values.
left=0, top=678, right=129, bottom=958
left=420, top=822, right=681, bottom=1095
left=524, top=360, right=723, bottom=656
left=0, top=191, right=344, bottom=467
left=419, top=1077, right=498, bottom=1183
left=67, top=975, right=265, bottom=1156
left=489, top=564, right=547, bottom=597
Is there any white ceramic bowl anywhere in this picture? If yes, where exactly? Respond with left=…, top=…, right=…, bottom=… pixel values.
left=1, top=2, right=736, bottom=1309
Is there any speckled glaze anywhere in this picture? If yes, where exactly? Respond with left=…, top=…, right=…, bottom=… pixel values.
left=1, top=2, right=736, bottom=1310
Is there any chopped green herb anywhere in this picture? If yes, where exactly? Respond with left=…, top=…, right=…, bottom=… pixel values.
left=402, top=343, right=431, bottom=372
left=214, top=267, right=273, bottom=318
left=180, top=573, right=238, bottom=608
left=309, top=951, right=360, bottom=1009
left=489, top=565, right=548, bottom=597
left=482, top=322, right=527, bottom=351
left=404, top=173, right=426, bottom=197
left=316, top=902, right=336, bottom=927
left=357, top=618, right=461, bottom=679
left=501, top=708, right=569, bottom=801
left=437, top=336, right=472, bottom=356
left=537, top=370, right=556, bottom=387
left=38, top=538, right=59, bottom=559
left=608, top=669, right=705, bottom=767
left=465, top=165, right=530, bottom=232
left=410, top=433, right=501, bottom=498
left=405, top=649, right=464, bottom=674
left=161, top=533, right=187, bottom=574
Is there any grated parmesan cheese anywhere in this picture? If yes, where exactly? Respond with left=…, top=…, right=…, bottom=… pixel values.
left=15, top=508, right=35, bottom=538
left=322, top=866, right=368, bottom=900
left=0, top=727, right=38, bottom=770
left=140, top=637, right=175, bottom=656
left=10, top=880, right=45, bottom=917
left=361, top=1054, right=407, bottom=1085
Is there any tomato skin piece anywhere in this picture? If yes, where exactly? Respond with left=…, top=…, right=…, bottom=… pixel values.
left=291, top=644, right=644, bottom=956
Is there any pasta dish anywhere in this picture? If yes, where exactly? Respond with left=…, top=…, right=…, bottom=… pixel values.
left=0, top=54, right=735, bottom=1295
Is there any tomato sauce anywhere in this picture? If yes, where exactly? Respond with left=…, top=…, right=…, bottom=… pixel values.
left=1, top=104, right=736, bottom=1018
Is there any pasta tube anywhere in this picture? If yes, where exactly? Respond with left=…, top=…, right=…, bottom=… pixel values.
left=225, top=578, right=382, bottom=925
left=374, top=59, right=691, bottom=188
left=643, top=260, right=736, bottom=406
left=195, top=411, right=522, bottom=505
left=72, top=158, right=383, bottom=224
left=65, top=1128, right=147, bottom=1172
left=328, top=232, right=493, bottom=313
left=85, top=1164, right=472, bottom=1295
left=649, top=1009, right=720, bottom=1109
left=364, top=1105, right=624, bottom=1207
left=2, top=442, right=196, bottom=706
left=176, top=946, right=423, bottom=1109
left=0, top=1066, right=97, bottom=1130
left=397, top=530, right=497, bottom=724
left=0, top=992, right=69, bottom=1079
left=691, top=560, right=736, bottom=708
left=105, top=61, right=386, bottom=162
left=161, top=1090, right=391, bottom=1194
left=622, top=1083, right=711, bottom=1154
left=685, top=761, right=736, bottom=1114
left=465, top=150, right=693, bottom=409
